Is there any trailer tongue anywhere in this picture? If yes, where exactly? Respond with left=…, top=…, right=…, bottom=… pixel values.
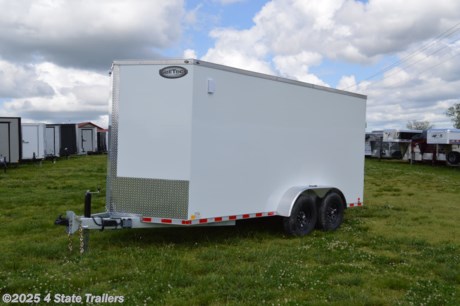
left=56, top=59, right=366, bottom=251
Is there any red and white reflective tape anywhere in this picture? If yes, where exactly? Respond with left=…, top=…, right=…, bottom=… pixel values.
left=349, top=198, right=363, bottom=207
left=141, top=211, right=277, bottom=226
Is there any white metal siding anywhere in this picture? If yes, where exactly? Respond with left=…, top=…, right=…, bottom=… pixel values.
left=22, top=124, right=45, bottom=159
left=116, top=65, right=193, bottom=180
left=187, top=65, right=365, bottom=218
left=45, top=126, right=61, bottom=156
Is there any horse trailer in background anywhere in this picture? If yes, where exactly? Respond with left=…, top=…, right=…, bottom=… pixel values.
left=426, top=129, right=460, bottom=165
left=57, top=59, right=367, bottom=243
left=0, top=117, right=21, bottom=164
left=365, top=132, right=379, bottom=157
left=21, top=123, right=46, bottom=160
left=370, top=129, right=422, bottom=160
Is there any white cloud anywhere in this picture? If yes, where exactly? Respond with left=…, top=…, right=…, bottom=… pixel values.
left=0, top=60, right=54, bottom=98
left=0, top=0, right=185, bottom=69
left=337, top=75, right=357, bottom=91
left=1, top=0, right=459, bottom=131
left=1, top=62, right=109, bottom=125
left=273, top=51, right=327, bottom=85
left=183, top=49, right=197, bottom=59
left=199, top=0, right=460, bottom=129
left=203, top=27, right=273, bottom=74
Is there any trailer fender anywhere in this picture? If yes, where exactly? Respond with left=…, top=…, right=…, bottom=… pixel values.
left=277, top=186, right=343, bottom=217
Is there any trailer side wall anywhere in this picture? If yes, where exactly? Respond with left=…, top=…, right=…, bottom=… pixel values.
left=188, top=64, right=365, bottom=218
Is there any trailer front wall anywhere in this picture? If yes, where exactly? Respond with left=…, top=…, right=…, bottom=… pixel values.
left=109, top=64, right=193, bottom=218
left=60, top=124, right=78, bottom=155
left=22, top=124, right=46, bottom=159
left=45, top=125, right=61, bottom=157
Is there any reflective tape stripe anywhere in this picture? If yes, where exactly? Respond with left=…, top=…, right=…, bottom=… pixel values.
left=141, top=211, right=277, bottom=225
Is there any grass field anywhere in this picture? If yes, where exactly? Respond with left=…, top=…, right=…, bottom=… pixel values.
left=0, top=156, right=459, bottom=305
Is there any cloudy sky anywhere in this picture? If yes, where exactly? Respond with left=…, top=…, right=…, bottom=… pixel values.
left=0, top=0, right=459, bottom=131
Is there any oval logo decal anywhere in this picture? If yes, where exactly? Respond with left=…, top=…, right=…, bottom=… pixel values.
left=159, top=66, right=188, bottom=79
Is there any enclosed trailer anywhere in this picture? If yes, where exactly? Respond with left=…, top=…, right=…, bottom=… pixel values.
left=365, top=132, right=379, bottom=157
left=59, top=124, right=79, bottom=156
left=44, top=123, right=80, bottom=157
left=21, top=123, right=46, bottom=160
left=45, top=124, right=61, bottom=157
left=57, top=59, right=366, bottom=240
left=97, top=128, right=108, bottom=153
left=0, top=117, right=21, bottom=163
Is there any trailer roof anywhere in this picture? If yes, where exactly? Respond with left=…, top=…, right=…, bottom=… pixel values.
left=112, top=59, right=367, bottom=100
left=428, top=128, right=460, bottom=132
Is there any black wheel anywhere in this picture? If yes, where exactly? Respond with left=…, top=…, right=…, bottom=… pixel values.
left=446, top=151, right=460, bottom=165
left=283, top=194, right=317, bottom=236
left=318, top=192, right=344, bottom=231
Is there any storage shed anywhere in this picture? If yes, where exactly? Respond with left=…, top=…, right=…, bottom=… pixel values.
left=78, top=122, right=104, bottom=153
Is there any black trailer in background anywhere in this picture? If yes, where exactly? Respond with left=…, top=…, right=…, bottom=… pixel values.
left=44, top=124, right=79, bottom=158
left=60, top=124, right=79, bottom=157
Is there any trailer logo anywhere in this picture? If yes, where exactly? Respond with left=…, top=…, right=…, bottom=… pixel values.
left=159, top=66, right=188, bottom=79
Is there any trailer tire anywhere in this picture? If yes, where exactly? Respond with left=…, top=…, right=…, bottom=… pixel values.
left=283, top=194, right=317, bottom=236
left=318, top=192, right=344, bottom=231
left=446, top=151, right=460, bottom=165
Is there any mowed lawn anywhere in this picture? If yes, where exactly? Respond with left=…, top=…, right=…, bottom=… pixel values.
left=0, top=156, right=458, bottom=305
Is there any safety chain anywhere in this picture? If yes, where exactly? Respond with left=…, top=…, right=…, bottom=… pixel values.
left=68, top=231, right=73, bottom=253
left=79, top=225, right=85, bottom=255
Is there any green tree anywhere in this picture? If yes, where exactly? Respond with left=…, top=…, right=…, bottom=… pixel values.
left=406, top=120, right=433, bottom=130
left=446, top=103, right=460, bottom=129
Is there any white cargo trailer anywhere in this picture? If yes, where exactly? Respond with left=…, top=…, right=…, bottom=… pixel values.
left=0, top=117, right=21, bottom=164
left=45, top=124, right=61, bottom=157
left=57, top=59, right=367, bottom=241
left=21, top=123, right=46, bottom=160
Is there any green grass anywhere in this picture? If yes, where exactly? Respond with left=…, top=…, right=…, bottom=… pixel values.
left=0, top=156, right=459, bottom=305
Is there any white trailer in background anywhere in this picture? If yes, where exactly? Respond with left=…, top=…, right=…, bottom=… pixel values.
left=426, top=129, right=460, bottom=165
left=57, top=59, right=367, bottom=242
left=45, top=124, right=61, bottom=157
left=21, top=123, right=46, bottom=160
left=0, top=117, right=21, bottom=164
